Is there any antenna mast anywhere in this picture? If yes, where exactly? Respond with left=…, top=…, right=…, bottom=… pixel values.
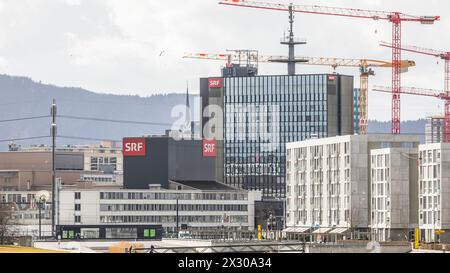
left=280, top=3, right=307, bottom=75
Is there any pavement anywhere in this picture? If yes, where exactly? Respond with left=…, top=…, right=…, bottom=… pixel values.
left=410, top=249, right=449, bottom=253
left=33, top=239, right=211, bottom=253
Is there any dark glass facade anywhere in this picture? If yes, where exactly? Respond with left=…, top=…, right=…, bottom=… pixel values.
left=201, top=74, right=354, bottom=199
left=354, top=88, right=361, bottom=135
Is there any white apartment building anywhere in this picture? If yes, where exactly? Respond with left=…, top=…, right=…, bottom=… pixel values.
left=370, top=148, right=419, bottom=242
left=285, top=135, right=420, bottom=240
left=57, top=186, right=262, bottom=233
left=418, top=143, right=450, bottom=244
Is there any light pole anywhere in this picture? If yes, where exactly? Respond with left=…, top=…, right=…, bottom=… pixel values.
left=176, top=197, right=179, bottom=237
left=37, top=201, right=43, bottom=240
left=50, top=100, right=57, bottom=238
left=35, top=191, right=50, bottom=240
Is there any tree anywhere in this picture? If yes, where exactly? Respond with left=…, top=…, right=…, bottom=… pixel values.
left=0, top=203, right=15, bottom=245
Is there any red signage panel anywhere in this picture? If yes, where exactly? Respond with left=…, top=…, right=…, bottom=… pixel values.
left=123, top=138, right=146, bottom=157
left=203, top=139, right=217, bottom=157
left=208, top=78, right=223, bottom=89
left=328, top=75, right=336, bottom=81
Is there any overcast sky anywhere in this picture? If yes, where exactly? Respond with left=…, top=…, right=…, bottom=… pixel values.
left=0, top=0, right=448, bottom=121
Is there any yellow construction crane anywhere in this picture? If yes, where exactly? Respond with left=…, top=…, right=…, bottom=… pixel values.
left=183, top=51, right=415, bottom=135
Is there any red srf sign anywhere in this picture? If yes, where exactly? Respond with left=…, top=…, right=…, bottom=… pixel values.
left=208, top=78, right=223, bottom=89
left=328, top=75, right=336, bottom=81
left=203, top=139, right=217, bottom=157
left=123, top=138, right=146, bottom=157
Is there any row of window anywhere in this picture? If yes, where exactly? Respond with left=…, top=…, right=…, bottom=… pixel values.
left=419, top=180, right=441, bottom=195
left=90, top=156, right=118, bottom=171
left=99, top=192, right=248, bottom=201
left=288, top=209, right=352, bottom=226
left=80, top=176, right=116, bottom=183
left=420, top=210, right=441, bottom=225
left=99, top=204, right=248, bottom=212
left=99, top=215, right=249, bottom=224
left=419, top=149, right=441, bottom=164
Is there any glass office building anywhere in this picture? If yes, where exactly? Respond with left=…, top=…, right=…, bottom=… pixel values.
left=201, top=74, right=354, bottom=199
left=354, top=88, right=361, bottom=135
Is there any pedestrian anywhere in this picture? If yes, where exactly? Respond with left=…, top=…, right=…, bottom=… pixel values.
left=150, top=245, right=155, bottom=253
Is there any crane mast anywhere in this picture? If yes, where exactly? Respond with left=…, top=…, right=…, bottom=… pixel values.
left=380, top=42, right=450, bottom=142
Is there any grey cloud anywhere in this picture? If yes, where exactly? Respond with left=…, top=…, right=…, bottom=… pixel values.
left=0, top=0, right=448, bottom=121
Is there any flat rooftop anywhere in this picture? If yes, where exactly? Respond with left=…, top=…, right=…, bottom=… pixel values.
left=171, top=180, right=239, bottom=191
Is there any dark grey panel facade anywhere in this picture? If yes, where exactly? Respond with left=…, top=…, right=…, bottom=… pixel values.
left=124, top=137, right=169, bottom=189
left=55, top=153, right=84, bottom=171
left=168, top=139, right=216, bottom=182
left=124, top=137, right=216, bottom=190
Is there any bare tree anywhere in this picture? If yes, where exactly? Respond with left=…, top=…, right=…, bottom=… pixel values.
left=0, top=203, right=15, bottom=245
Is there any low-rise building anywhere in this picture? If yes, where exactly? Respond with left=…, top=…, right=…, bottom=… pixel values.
left=418, top=143, right=450, bottom=243
left=0, top=191, right=52, bottom=237
left=57, top=181, right=261, bottom=234
left=0, top=141, right=123, bottom=191
left=285, top=134, right=420, bottom=241
left=369, top=148, right=419, bottom=242
left=0, top=151, right=84, bottom=191
left=18, top=141, right=123, bottom=173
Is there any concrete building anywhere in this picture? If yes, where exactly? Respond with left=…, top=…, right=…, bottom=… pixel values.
left=57, top=181, right=262, bottom=234
left=285, top=134, right=420, bottom=240
left=0, top=191, right=51, bottom=225
left=201, top=74, right=355, bottom=200
left=369, top=148, right=419, bottom=242
left=418, top=143, right=450, bottom=243
left=0, top=151, right=84, bottom=191
left=425, top=116, right=445, bottom=144
left=19, top=141, right=123, bottom=178
left=0, top=141, right=123, bottom=191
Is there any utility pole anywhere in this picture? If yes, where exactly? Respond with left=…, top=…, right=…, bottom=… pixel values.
left=38, top=201, right=42, bottom=240
left=50, top=99, right=57, bottom=238
left=176, top=197, right=179, bottom=237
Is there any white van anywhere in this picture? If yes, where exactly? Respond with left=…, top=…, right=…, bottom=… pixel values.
left=178, top=231, right=193, bottom=239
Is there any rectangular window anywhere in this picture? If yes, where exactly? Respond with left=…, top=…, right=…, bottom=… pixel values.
left=75, top=192, right=81, bottom=200
left=75, top=204, right=81, bottom=211
left=75, top=215, right=81, bottom=223
left=144, top=229, right=156, bottom=238
left=106, top=228, right=137, bottom=239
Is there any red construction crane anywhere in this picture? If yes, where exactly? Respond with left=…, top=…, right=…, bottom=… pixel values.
left=184, top=51, right=415, bottom=135
left=373, top=85, right=450, bottom=142
left=380, top=42, right=450, bottom=142
left=219, top=0, right=440, bottom=134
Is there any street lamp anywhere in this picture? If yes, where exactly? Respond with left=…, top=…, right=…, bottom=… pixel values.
left=35, top=191, right=50, bottom=240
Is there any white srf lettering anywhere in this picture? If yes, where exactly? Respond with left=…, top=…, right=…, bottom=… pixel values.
left=209, top=80, right=220, bottom=87
left=204, top=143, right=215, bottom=153
left=125, top=142, right=143, bottom=152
